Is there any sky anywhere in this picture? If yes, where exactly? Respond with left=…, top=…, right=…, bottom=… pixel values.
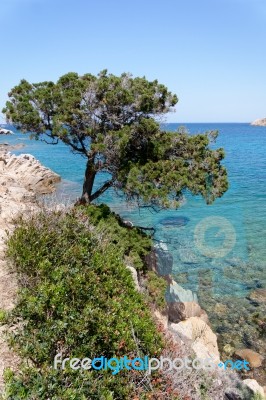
left=0, top=0, right=265, bottom=123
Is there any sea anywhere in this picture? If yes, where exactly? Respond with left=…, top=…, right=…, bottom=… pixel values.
left=1, top=123, right=266, bottom=361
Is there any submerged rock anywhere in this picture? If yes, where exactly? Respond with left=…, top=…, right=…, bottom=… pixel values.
left=159, top=215, right=189, bottom=227
left=247, top=288, right=266, bottom=305
left=234, top=348, right=264, bottom=368
left=214, top=302, right=228, bottom=316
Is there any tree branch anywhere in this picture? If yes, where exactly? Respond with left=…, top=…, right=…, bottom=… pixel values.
left=90, top=179, right=114, bottom=201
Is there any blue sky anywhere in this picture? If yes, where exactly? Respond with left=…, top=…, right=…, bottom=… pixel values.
left=1, top=0, right=265, bottom=122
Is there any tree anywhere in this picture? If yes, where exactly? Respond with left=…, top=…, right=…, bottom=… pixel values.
left=2, top=70, right=228, bottom=207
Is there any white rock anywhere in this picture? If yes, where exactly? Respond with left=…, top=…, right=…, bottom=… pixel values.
left=170, top=316, right=220, bottom=362
left=126, top=265, right=140, bottom=291
left=243, top=379, right=265, bottom=398
left=251, top=118, right=266, bottom=126
left=165, top=280, right=198, bottom=303
left=0, top=128, right=13, bottom=135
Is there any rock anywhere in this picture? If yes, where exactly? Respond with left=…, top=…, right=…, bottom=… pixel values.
left=251, top=118, right=266, bottom=126
left=154, top=309, right=168, bottom=330
left=126, top=266, right=140, bottom=291
left=168, top=300, right=209, bottom=323
left=247, top=288, right=266, bottom=305
left=234, top=349, right=264, bottom=368
left=159, top=215, right=189, bottom=227
left=214, top=302, right=228, bottom=315
left=0, top=143, right=24, bottom=151
left=0, top=148, right=61, bottom=389
left=1, top=152, right=60, bottom=194
left=165, top=280, right=209, bottom=323
left=145, top=247, right=157, bottom=272
left=0, top=128, right=13, bottom=135
left=165, top=280, right=198, bottom=303
left=153, top=243, right=173, bottom=276
left=123, top=220, right=133, bottom=227
left=243, top=379, right=265, bottom=398
left=224, top=391, right=243, bottom=400
left=224, top=344, right=235, bottom=356
left=170, top=316, right=220, bottom=361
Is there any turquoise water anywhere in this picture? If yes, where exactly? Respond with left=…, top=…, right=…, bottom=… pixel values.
left=2, top=123, right=266, bottom=292
left=1, top=123, right=266, bottom=355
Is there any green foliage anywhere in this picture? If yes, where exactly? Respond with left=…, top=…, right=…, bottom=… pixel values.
left=145, top=271, right=167, bottom=312
left=251, top=394, right=264, bottom=400
left=83, top=204, right=152, bottom=270
left=3, top=207, right=164, bottom=399
left=3, top=70, right=228, bottom=206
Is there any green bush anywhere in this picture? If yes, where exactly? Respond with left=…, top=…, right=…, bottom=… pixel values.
left=3, top=206, right=165, bottom=399
left=83, top=204, right=152, bottom=270
left=145, top=271, right=167, bottom=312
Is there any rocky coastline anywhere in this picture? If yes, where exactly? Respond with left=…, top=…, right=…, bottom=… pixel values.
left=251, top=118, right=266, bottom=126
left=0, top=144, right=60, bottom=389
left=0, top=144, right=265, bottom=398
left=142, top=245, right=266, bottom=398
left=0, top=128, right=13, bottom=135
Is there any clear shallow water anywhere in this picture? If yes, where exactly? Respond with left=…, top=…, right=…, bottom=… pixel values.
left=1, top=123, right=266, bottom=358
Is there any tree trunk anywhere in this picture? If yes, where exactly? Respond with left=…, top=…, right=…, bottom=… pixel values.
left=76, top=160, right=114, bottom=206
left=80, top=161, right=96, bottom=204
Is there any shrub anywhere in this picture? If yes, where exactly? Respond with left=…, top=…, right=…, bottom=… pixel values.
left=2, top=207, right=168, bottom=399
left=83, top=204, right=152, bottom=270
left=145, top=271, right=167, bottom=312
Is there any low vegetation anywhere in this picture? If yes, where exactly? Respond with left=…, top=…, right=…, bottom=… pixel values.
left=1, top=205, right=178, bottom=399
left=1, top=205, right=259, bottom=399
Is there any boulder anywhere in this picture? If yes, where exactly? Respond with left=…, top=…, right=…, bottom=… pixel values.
left=0, top=128, right=13, bottom=135
left=170, top=316, right=220, bottom=361
left=251, top=118, right=266, bottom=126
left=168, top=300, right=209, bottom=323
left=234, top=349, right=264, bottom=368
left=165, top=280, right=198, bottom=303
left=165, top=280, right=209, bottom=323
left=153, top=243, right=173, bottom=276
left=214, top=302, right=228, bottom=315
left=2, top=152, right=60, bottom=194
left=243, top=379, right=265, bottom=398
left=247, top=288, right=266, bottom=305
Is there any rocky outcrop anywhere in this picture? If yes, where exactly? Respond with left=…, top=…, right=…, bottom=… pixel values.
left=251, top=118, right=266, bottom=126
left=0, top=151, right=60, bottom=195
left=243, top=379, right=266, bottom=398
left=168, top=300, right=209, bottom=323
left=153, top=242, right=173, bottom=276
left=165, top=280, right=209, bottom=323
left=247, top=288, right=266, bottom=305
left=170, top=316, right=220, bottom=361
left=234, top=348, right=264, bottom=368
left=0, top=146, right=61, bottom=390
left=144, top=242, right=217, bottom=364
left=0, top=128, right=13, bottom=135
